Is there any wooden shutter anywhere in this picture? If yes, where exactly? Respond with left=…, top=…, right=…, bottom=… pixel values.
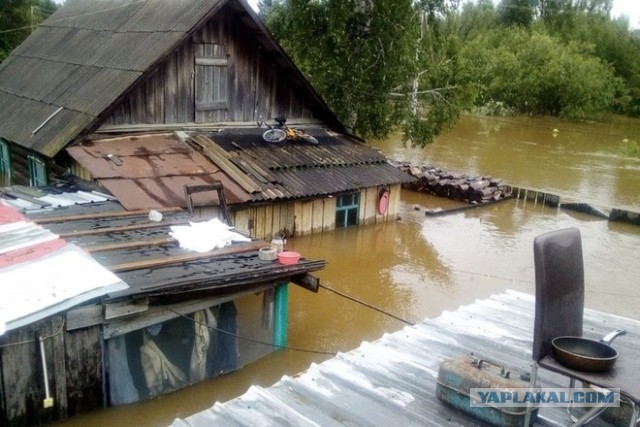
left=195, top=43, right=229, bottom=123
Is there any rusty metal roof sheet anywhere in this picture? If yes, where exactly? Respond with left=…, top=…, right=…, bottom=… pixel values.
left=67, top=134, right=251, bottom=210
left=194, top=128, right=415, bottom=201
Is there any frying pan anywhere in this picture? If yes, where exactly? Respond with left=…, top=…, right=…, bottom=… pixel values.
left=552, top=329, right=626, bottom=372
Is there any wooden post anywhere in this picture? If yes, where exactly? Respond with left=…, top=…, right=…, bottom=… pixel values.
left=273, top=283, right=288, bottom=349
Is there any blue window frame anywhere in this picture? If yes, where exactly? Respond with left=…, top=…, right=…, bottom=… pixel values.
left=28, top=155, right=47, bottom=186
left=335, top=192, right=360, bottom=228
left=0, top=139, right=10, bottom=185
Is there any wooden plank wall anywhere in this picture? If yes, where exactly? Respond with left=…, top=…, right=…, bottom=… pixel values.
left=104, top=5, right=316, bottom=127
left=233, top=185, right=401, bottom=240
left=6, top=142, right=32, bottom=186
left=0, top=316, right=103, bottom=425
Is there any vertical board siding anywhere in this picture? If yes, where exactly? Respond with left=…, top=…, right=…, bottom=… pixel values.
left=231, top=190, right=399, bottom=241
left=63, top=326, right=103, bottom=418
left=103, top=4, right=319, bottom=128
left=1, top=315, right=65, bottom=424
left=0, top=317, right=104, bottom=425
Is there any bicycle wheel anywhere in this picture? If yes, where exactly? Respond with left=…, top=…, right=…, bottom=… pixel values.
left=262, top=129, right=286, bottom=143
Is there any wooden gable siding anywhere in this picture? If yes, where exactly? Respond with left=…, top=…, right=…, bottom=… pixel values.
left=105, top=6, right=315, bottom=127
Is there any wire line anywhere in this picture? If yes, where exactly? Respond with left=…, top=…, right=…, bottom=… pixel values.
left=318, top=283, right=415, bottom=326
left=163, top=306, right=336, bottom=356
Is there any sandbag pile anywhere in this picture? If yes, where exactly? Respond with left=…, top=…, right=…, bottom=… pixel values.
left=394, top=161, right=512, bottom=203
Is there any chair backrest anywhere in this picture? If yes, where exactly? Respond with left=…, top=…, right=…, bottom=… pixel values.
left=532, top=227, right=584, bottom=361
left=184, top=182, right=232, bottom=225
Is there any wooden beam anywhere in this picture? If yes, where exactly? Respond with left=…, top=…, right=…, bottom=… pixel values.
left=195, top=57, right=228, bottom=66
left=291, top=273, right=320, bottom=293
left=56, top=219, right=188, bottom=238
left=189, top=136, right=261, bottom=194
left=33, top=207, right=183, bottom=224
left=84, top=237, right=176, bottom=253
left=108, top=240, right=266, bottom=272
left=105, top=298, right=149, bottom=320
left=66, top=304, right=104, bottom=331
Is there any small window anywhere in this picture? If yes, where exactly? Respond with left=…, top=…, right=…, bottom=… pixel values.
left=28, top=155, right=47, bottom=187
left=335, top=192, right=360, bottom=228
left=0, top=140, right=10, bottom=186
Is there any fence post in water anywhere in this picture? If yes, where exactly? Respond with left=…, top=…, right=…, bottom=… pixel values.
left=273, top=283, right=289, bottom=349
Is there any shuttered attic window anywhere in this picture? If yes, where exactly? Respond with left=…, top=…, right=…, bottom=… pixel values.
left=195, top=43, right=229, bottom=123
left=28, top=155, right=47, bottom=187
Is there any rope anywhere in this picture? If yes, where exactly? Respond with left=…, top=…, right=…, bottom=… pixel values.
left=318, top=284, right=415, bottom=326
left=0, top=318, right=65, bottom=349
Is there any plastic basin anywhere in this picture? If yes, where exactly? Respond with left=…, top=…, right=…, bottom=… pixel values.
left=278, top=251, right=300, bottom=265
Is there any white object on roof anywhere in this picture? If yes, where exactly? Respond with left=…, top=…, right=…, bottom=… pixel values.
left=170, top=218, right=251, bottom=253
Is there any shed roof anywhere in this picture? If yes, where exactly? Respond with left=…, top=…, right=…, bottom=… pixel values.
left=1, top=184, right=325, bottom=305
left=0, top=200, right=128, bottom=334
left=195, top=128, right=415, bottom=202
left=0, top=0, right=342, bottom=157
left=172, top=290, right=640, bottom=426
left=66, top=130, right=415, bottom=210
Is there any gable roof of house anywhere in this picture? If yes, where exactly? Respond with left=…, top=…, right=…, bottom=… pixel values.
left=0, top=0, right=343, bottom=158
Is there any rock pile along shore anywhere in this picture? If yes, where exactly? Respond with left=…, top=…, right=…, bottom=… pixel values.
left=393, top=161, right=512, bottom=204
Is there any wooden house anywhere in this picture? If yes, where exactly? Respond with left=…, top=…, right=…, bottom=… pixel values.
left=0, top=185, right=325, bottom=425
left=0, top=0, right=414, bottom=241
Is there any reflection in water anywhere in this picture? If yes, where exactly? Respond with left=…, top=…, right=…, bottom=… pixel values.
left=60, top=115, right=640, bottom=426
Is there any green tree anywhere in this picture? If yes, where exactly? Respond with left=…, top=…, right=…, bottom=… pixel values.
left=459, top=27, right=620, bottom=118
left=0, top=0, right=58, bottom=62
left=265, top=0, right=470, bottom=145
left=497, top=0, right=535, bottom=27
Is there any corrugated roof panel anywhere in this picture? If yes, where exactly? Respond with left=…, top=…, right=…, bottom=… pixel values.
left=0, top=93, right=84, bottom=154
left=118, top=0, right=220, bottom=32
left=9, top=26, right=73, bottom=59
left=32, top=109, right=96, bottom=157
left=44, top=0, right=146, bottom=31
left=95, top=32, right=184, bottom=71
left=44, top=66, right=103, bottom=105
left=173, top=290, right=640, bottom=426
left=59, top=68, right=141, bottom=116
left=52, top=29, right=115, bottom=66
left=205, top=129, right=415, bottom=201
left=0, top=57, right=76, bottom=100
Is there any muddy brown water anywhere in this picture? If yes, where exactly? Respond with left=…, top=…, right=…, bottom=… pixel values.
left=59, top=114, right=640, bottom=426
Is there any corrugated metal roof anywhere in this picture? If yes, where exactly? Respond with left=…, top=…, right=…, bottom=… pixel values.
left=0, top=0, right=345, bottom=159
left=196, top=129, right=416, bottom=201
left=172, top=290, right=640, bottom=426
left=0, top=202, right=128, bottom=334
left=67, top=133, right=251, bottom=210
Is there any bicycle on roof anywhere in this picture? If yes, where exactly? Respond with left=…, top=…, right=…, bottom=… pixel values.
left=257, top=116, right=319, bottom=145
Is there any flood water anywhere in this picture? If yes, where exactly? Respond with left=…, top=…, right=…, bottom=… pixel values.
left=60, top=114, right=640, bottom=426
